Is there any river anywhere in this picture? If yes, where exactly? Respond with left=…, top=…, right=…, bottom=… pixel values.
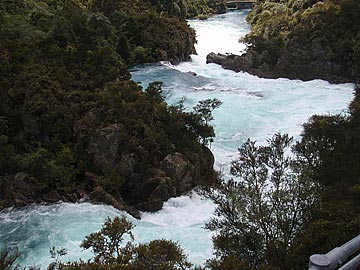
left=0, top=10, right=354, bottom=269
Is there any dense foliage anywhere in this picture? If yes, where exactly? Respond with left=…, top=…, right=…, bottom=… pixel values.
left=203, top=84, right=360, bottom=270
left=203, top=133, right=319, bottom=270
left=287, top=84, right=360, bottom=269
left=155, top=0, right=227, bottom=18
left=2, top=1, right=360, bottom=269
left=57, top=216, right=192, bottom=270
left=242, top=0, right=360, bottom=82
left=0, top=0, right=220, bottom=211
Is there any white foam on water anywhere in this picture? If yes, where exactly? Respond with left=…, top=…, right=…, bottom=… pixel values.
left=136, top=191, right=216, bottom=264
left=0, top=10, right=355, bottom=269
left=0, top=203, right=123, bottom=268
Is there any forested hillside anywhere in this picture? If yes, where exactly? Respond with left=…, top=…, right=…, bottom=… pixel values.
left=207, top=0, right=360, bottom=82
left=0, top=0, right=222, bottom=216
left=2, top=1, right=360, bottom=270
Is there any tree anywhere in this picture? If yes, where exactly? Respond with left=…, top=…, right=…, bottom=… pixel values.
left=0, top=249, right=22, bottom=270
left=286, top=83, right=360, bottom=270
left=54, top=216, right=192, bottom=270
left=48, top=247, right=67, bottom=270
left=80, top=216, right=135, bottom=265
left=203, top=133, right=319, bottom=270
left=193, top=98, right=222, bottom=126
left=145, top=81, right=164, bottom=103
left=192, top=98, right=222, bottom=146
left=0, top=249, right=39, bottom=270
left=116, top=34, right=131, bottom=61
left=132, top=239, right=192, bottom=270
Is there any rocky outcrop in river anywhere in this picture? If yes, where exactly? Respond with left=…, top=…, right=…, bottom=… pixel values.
left=206, top=44, right=354, bottom=84
left=0, top=108, right=217, bottom=219
left=207, top=0, right=360, bottom=83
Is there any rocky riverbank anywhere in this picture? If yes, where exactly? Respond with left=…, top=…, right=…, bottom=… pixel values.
left=206, top=47, right=352, bottom=83
left=208, top=0, right=360, bottom=84
left=1, top=147, right=216, bottom=219
left=0, top=0, right=220, bottom=219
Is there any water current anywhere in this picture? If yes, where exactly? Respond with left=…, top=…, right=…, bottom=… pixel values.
left=0, top=10, right=354, bottom=269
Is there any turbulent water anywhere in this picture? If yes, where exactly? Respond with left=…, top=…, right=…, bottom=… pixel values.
left=0, top=10, right=354, bottom=269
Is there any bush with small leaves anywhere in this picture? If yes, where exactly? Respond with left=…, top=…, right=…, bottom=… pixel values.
left=54, top=216, right=193, bottom=270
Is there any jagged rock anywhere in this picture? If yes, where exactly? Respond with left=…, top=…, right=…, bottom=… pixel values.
left=90, top=186, right=123, bottom=207
left=14, top=173, right=36, bottom=193
left=150, top=184, right=170, bottom=201
left=160, top=152, right=195, bottom=194
left=90, top=186, right=140, bottom=219
left=138, top=177, right=167, bottom=200
left=168, top=29, right=196, bottom=64
left=86, top=124, right=136, bottom=180
left=10, top=173, right=39, bottom=206
left=43, top=190, right=61, bottom=203
left=150, top=184, right=176, bottom=201
left=75, top=189, right=88, bottom=200
left=14, top=195, right=29, bottom=207
left=136, top=174, right=176, bottom=203
left=187, top=71, right=197, bottom=76
left=206, top=52, right=256, bottom=73
left=206, top=42, right=351, bottom=83
left=131, top=167, right=177, bottom=212
left=135, top=199, right=164, bottom=212
left=206, top=52, right=227, bottom=65
left=114, top=153, right=136, bottom=177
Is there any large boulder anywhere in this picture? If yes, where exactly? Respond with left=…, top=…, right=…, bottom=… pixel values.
left=0, top=173, right=86, bottom=209
left=86, top=123, right=136, bottom=179
left=206, top=51, right=257, bottom=73
left=133, top=150, right=216, bottom=213
left=134, top=168, right=176, bottom=212
left=160, top=152, right=195, bottom=194
left=132, top=153, right=199, bottom=213
left=135, top=200, right=164, bottom=212
left=137, top=177, right=176, bottom=201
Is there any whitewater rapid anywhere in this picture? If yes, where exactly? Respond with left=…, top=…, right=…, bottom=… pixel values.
left=0, top=10, right=354, bottom=269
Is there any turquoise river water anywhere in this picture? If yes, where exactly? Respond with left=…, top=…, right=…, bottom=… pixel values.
left=0, top=10, right=354, bottom=268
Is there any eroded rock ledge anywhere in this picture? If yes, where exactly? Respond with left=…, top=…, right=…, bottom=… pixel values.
left=206, top=50, right=353, bottom=84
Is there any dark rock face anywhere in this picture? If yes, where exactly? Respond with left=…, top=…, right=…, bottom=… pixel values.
left=131, top=151, right=216, bottom=213
left=160, top=152, right=195, bottom=194
left=135, top=200, right=164, bottom=212
left=138, top=177, right=175, bottom=201
left=88, top=124, right=127, bottom=172
left=206, top=52, right=256, bottom=73
left=206, top=45, right=352, bottom=84
left=161, top=28, right=197, bottom=65
left=0, top=173, right=87, bottom=210
left=74, top=115, right=215, bottom=216
left=89, top=186, right=140, bottom=219
left=133, top=153, right=195, bottom=212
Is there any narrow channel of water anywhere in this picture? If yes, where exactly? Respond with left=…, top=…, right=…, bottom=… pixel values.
left=0, top=10, right=354, bottom=269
